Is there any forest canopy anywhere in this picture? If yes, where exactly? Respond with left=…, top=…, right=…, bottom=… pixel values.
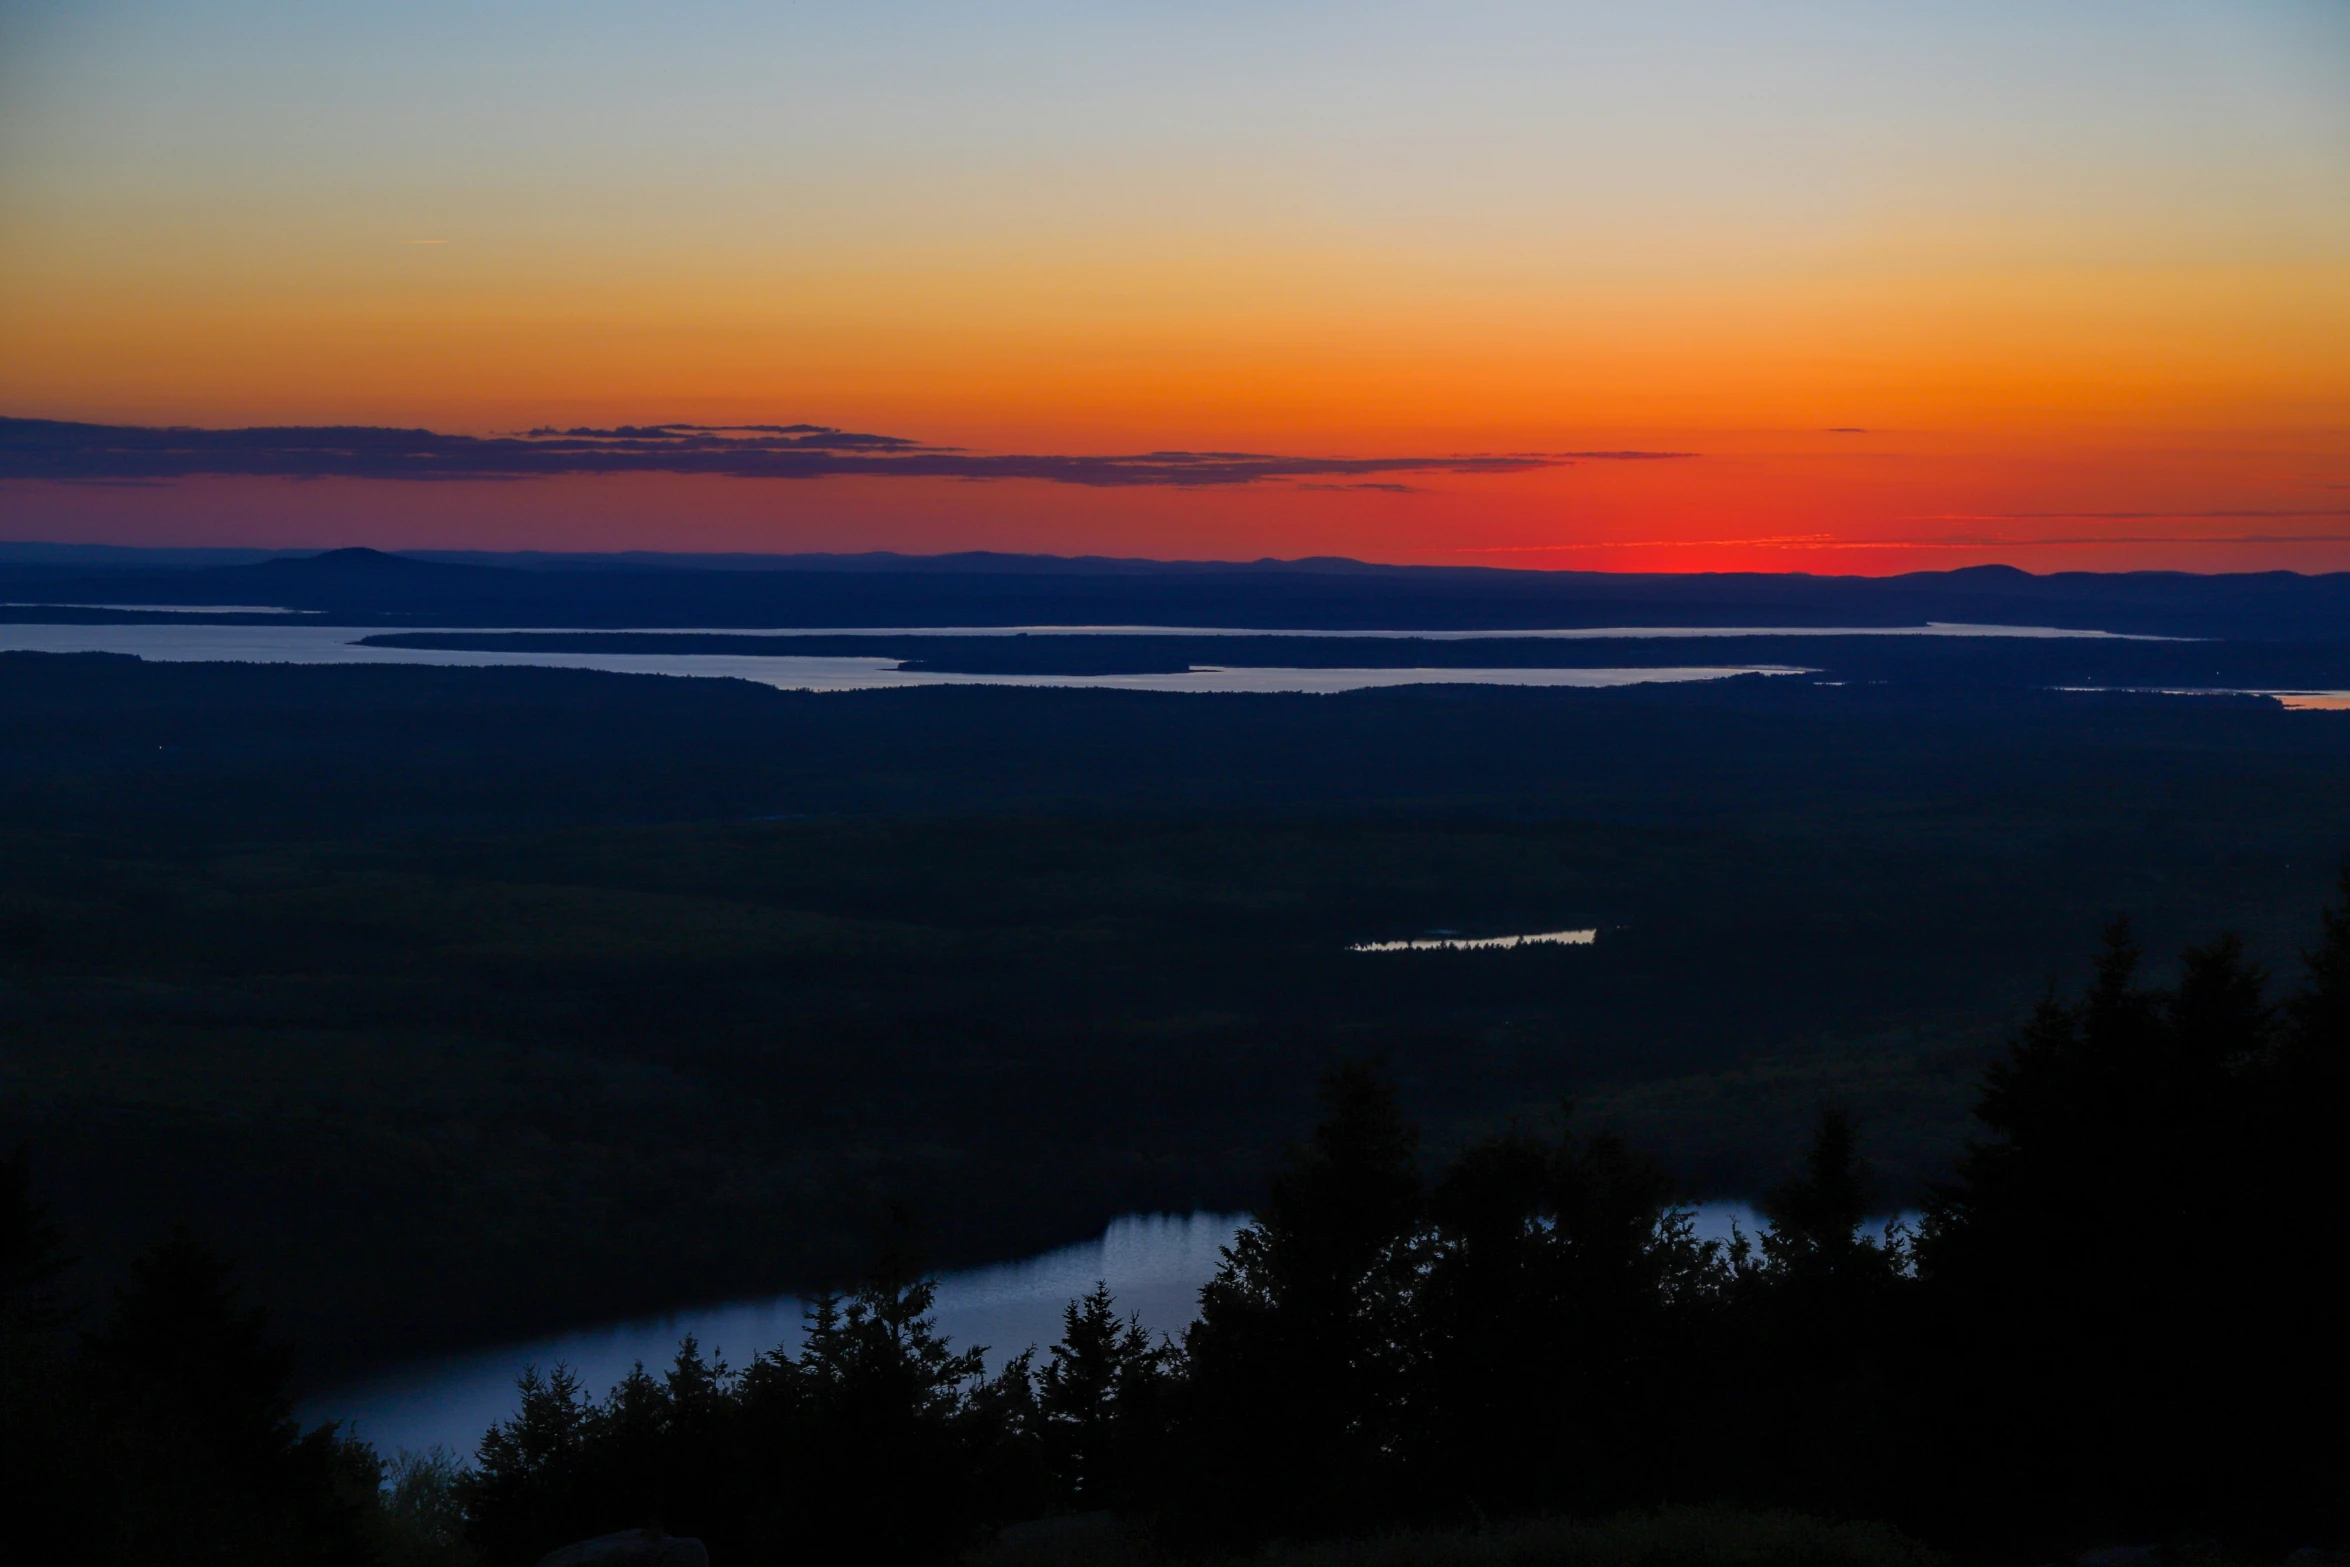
left=6, top=884, right=2345, bottom=1564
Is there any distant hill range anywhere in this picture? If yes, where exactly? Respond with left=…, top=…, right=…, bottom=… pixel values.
left=3, top=542, right=2347, bottom=637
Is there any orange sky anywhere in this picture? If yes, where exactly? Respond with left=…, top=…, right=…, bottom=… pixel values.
left=3, top=1, right=2346, bottom=570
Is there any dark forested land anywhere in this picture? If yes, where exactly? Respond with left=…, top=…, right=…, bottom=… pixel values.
left=7, top=896, right=2346, bottom=1564
left=4, top=645, right=2348, bottom=1380
left=430, top=902, right=2350, bottom=1563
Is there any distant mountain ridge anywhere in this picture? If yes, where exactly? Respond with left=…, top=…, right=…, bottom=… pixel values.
left=2, top=543, right=2345, bottom=638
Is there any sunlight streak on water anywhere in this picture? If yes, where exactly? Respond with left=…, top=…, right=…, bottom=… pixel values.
left=2051, top=684, right=2350, bottom=710
left=1351, top=928, right=1597, bottom=952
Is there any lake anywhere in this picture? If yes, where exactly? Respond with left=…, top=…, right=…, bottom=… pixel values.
left=0, top=621, right=1804, bottom=692
left=307, top=1212, right=1249, bottom=1460
left=304, top=1200, right=1864, bottom=1461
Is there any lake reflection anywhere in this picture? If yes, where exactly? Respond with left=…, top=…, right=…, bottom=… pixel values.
left=0, top=621, right=1802, bottom=693
left=307, top=1201, right=1876, bottom=1461
left=1351, top=928, right=1598, bottom=952
left=310, top=1212, right=1247, bottom=1461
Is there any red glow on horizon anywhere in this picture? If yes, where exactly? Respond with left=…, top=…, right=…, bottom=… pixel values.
left=7, top=427, right=2346, bottom=576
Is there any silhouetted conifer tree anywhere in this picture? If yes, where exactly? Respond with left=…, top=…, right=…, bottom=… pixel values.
left=1758, top=1108, right=1884, bottom=1275
left=76, top=1226, right=375, bottom=1565
left=1177, top=1061, right=1422, bottom=1535
left=1913, top=918, right=2299, bottom=1539
left=468, top=1364, right=596, bottom=1560
left=1724, top=1107, right=1908, bottom=1516
left=466, top=1217, right=1044, bottom=1566
left=2288, top=864, right=2350, bottom=1057
left=2265, top=866, right=2350, bottom=1530
left=1037, top=1281, right=1175, bottom=1509
left=1412, top=1109, right=1712, bottom=1518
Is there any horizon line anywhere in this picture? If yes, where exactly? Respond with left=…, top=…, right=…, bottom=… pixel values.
left=3, top=539, right=2345, bottom=582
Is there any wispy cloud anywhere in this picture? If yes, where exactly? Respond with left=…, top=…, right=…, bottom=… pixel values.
left=1453, top=535, right=1843, bottom=553
left=0, top=417, right=1567, bottom=490
left=1542, top=450, right=1697, bottom=460
left=1445, top=530, right=2350, bottom=554
left=1892, top=533, right=2350, bottom=548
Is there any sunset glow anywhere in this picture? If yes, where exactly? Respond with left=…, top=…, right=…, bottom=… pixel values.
left=3, top=1, right=2345, bottom=570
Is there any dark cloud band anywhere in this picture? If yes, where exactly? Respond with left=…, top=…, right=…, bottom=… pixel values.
left=0, top=417, right=1666, bottom=489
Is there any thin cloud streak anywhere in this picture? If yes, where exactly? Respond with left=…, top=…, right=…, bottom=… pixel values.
left=1448, top=532, right=2350, bottom=554
left=0, top=417, right=1596, bottom=490
left=1451, top=535, right=1843, bottom=553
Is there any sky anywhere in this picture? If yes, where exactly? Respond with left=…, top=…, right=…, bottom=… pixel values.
left=2, top=0, right=2346, bottom=571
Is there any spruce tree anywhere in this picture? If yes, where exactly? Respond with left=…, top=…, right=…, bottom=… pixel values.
left=1414, top=1110, right=1707, bottom=1517
left=1738, top=1107, right=1906, bottom=1517
left=1758, top=1107, right=1881, bottom=1275
left=79, top=1227, right=373, bottom=1566
left=1179, top=1061, right=1422, bottom=1535
left=1914, top=918, right=2288, bottom=1537
left=1038, top=1282, right=1166, bottom=1508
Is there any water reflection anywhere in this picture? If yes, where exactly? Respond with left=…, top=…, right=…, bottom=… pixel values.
left=2053, top=684, right=2350, bottom=710
left=0, top=622, right=1800, bottom=693
left=1, top=602, right=311, bottom=614
left=309, top=1213, right=1246, bottom=1461
left=1351, top=928, right=1597, bottom=952
left=307, top=1201, right=1911, bottom=1461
